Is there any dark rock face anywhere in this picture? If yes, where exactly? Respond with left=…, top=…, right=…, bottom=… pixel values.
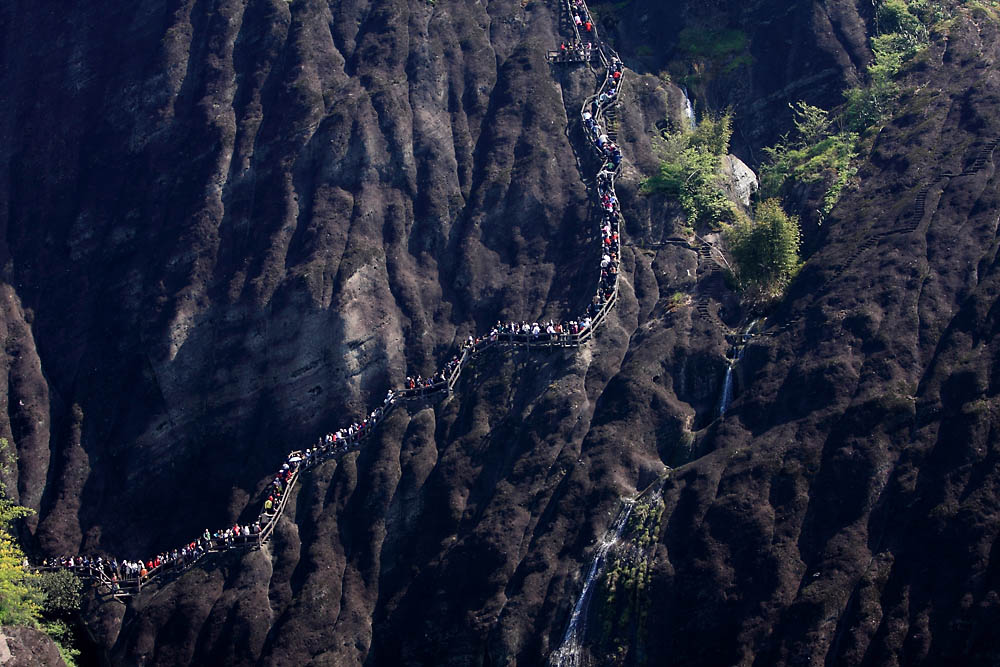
left=603, top=0, right=871, bottom=154
left=637, top=10, right=1000, bottom=667
left=1, top=0, right=694, bottom=663
left=0, top=626, right=66, bottom=667
left=4, top=0, right=1000, bottom=665
left=1, top=0, right=600, bottom=556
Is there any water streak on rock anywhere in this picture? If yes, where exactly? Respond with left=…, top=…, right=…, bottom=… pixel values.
left=550, top=501, right=634, bottom=666
left=718, top=320, right=757, bottom=416
left=681, top=87, right=696, bottom=129
left=718, top=361, right=736, bottom=416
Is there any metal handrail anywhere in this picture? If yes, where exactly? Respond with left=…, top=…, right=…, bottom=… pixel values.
left=258, top=471, right=299, bottom=544
left=563, top=0, right=583, bottom=44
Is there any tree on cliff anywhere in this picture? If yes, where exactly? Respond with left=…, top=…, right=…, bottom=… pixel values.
left=0, top=439, right=43, bottom=627
left=0, top=439, right=80, bottom=665
left=641, top=112, right=736, bottom=230
left=725, top=199, right=801, bottom=302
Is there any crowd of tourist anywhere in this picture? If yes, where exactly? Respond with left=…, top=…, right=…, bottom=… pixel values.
left=556, top=41, right=595, bottom=62
left=39, top=390, right=398, bottom=594
left=35, top=0, right=627, bottom=599
left=571, top=0, right=594, bottom=35
left=41, top=525, right=259, bottom=592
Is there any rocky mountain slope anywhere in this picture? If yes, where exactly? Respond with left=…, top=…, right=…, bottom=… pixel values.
left=0, top=626, right=66, bottom=666
left=3, top=0, right=1000, bottom=664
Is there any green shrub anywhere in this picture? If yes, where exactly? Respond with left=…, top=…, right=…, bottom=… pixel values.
left=41, top=620, right=81, bottom=666
left=905, top=0, right=950, bottom=24
left=688, top=113, right=734, bottom=157
left=37, top=569, right=83, bottom=615
left=641, top=112, right=736, bottom=229
left=877, top=0, right=929, bottom=45
left=845, top=72, right=898, bottom=131
left=0, top=524, right=43, bottom=626
left=845, top=0, right=930, bottom=131
left=725, top=199, right=802, bottom=299
left=0, top=439, right=79, bottom=665
left=760, top=102, right=858, bottom=221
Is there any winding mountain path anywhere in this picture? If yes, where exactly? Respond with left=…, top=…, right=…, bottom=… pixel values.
left=36, top=0, right=639, bottom=603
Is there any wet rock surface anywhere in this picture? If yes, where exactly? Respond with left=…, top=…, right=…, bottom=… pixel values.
left=2, top=0, right=1000, bottom=665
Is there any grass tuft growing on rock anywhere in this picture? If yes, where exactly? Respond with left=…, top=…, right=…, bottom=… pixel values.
left=845, top=0, right=938, bottom=132
left=760, top=102, right=858, bottom=223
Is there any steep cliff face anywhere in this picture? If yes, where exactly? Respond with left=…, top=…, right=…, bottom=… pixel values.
left=633, top=7, right=1000, bottom=667
left=601, top=0, right=871, bottom=155
left=1, top=0, right=603, bottom=556
left=1, top=0, right=703, bottom=662
left=5, top=0, right=1000, bottom=665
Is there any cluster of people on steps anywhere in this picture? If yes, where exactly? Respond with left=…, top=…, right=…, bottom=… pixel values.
left=404, top=354, right=462, bottom=392
left=597, top=171, right=621, bottom=297
left=33, top=0, right=627, bottom=599
left=571, top=0, right=594, bottom=34
left=556, top=41, right=595, bottom=62
left=38, top=398, right=397, bottom=595
left=41, top=522, right=265, bottom=593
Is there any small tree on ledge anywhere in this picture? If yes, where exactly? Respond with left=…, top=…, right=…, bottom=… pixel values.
left=725, top=198, right=801, bottom=304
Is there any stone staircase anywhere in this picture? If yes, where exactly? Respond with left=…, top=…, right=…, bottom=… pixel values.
left=695, top=243, right=734, bottom=335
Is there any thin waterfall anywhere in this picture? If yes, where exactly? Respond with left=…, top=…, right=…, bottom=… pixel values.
left=550, top=501, right=635, bottom=667
left=718, top=319, right=758, bottom=417
left=681, top=87, right=696, bottom=129
left=718, top=361, right=735, bottom=416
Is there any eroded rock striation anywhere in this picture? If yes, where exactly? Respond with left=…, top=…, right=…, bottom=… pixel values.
left=3, top=0, right=1000, bottom=665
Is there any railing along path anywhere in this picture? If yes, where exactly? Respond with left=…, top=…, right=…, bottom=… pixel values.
left=32, top=0, right=628, bottom=601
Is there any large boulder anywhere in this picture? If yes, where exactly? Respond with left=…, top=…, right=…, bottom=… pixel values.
left=0, top=627, right=65, bottom=667
left=720, top=153, right=759, bottom=211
